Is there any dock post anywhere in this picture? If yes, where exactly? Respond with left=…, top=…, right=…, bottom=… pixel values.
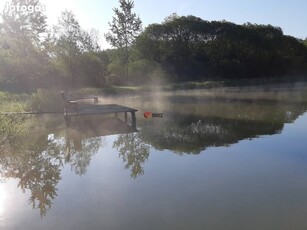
left=131, top=112, right=136, bottom=129
left=64, top=115, right=71, bottom=126
left=125, top=112, right=128, bottom=123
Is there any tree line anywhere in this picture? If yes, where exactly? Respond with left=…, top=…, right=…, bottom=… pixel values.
left=136, top=14, right=307, bottom=81
left=0, top=0, right=307, bottom=92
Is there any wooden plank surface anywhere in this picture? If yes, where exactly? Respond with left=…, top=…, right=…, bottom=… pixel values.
left=66, top=104, right=137, bottom=116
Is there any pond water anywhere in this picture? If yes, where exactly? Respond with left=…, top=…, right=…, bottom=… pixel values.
left=1, top=83, right=307, bottom=230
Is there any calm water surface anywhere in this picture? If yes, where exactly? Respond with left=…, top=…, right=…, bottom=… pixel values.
left=1, top=84, right=307, bottom=230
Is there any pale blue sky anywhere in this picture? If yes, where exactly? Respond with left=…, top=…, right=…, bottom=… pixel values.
left=1, top=0, right=306, bottom=48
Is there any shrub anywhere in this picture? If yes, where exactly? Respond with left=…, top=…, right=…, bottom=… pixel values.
left=30, top=89, right=63, bottom=112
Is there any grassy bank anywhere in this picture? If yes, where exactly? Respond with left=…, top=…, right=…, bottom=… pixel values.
left=0, top=89, right=63, bottom=113
left=0, top=91, right=30, bottom=112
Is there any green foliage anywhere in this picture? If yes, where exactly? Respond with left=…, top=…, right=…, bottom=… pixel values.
left=30, top=89, right=63, bottom=112
left=1, top=0, right=47, bottom=44
left=0, top=0, right=50, bottom=90
left=128, top=59, right=167, bottom=83
left=104, top=45, right=168, bottom=85
left=0, top=3, right=107, bottom=91
left=104, top=48, right=126, bottom=84
left=0, top=91, right=29, bottom=112
left=105, top=0, right=142, bottom=78
left=78, top=52, right=108, bottom=86
left=0, top=114, right=32, bottom=147
left=136, top=15, right=307, bottom=81
left=105, top=0, right=142, bottom=48
left=52, top=11, right=105, bottom=88
left=0, top=1, right=306, bottom=92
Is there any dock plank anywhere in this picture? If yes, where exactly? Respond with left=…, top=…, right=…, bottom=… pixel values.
left=66, top=104, right=137, bottom=116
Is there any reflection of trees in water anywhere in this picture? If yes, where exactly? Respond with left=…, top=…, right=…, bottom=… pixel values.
left=0, top=131, right=65, bottom=217
left=113, top=133, right=150, bottom=178
left=0, top=116, right=104, bottom=217
left=66, top=136, right=104, bottom=176
left=140, top=104, right=307, bottom=154
left=0, top=115, right=29, bottom=149
left=146, top=119, right=230, bottom=154
left=0, top=98, right=306, bottom=216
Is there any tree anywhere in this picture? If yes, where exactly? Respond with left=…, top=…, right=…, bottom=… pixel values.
left=0, top=0, right=50, bottom=90
left=105, top=0, right=142, bottom=78
left=1, top=0, right=47, bottom=47
left=136, top=15, right=214, bottom=80
left=52, top=11, right=103, bottom=88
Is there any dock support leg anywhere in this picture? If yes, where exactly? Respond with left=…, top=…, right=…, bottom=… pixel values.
left=125, top=112, right=128, bottom=123
left=114, top=113, right=118, bottom=118
left=131, top=112, right=136, bottom=129
left=64, top=115, right=71, bottom=126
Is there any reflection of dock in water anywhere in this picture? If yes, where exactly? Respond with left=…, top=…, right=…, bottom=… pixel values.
left=66, top=116, right=138, bottom=139
left=65, top=117, right=139, bottom=161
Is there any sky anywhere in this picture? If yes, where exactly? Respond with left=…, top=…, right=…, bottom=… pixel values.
left=0, top=0, right=307, bottom=49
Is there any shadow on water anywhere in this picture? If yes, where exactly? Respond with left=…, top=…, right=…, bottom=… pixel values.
left=1, top=85, right=307, bottom=217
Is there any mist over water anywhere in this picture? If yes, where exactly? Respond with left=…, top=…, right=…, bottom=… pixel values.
left=1, top=83, right=307, bottom=229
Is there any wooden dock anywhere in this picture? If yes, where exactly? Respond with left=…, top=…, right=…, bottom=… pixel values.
left=61, top=91, right=138, bottom=128
left=64, top=103, right=138, bottom=128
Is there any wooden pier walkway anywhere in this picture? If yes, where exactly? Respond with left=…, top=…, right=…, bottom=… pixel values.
left=61, top=91, right=138, bottom=128
left=65, top=104, right=138, bottom=128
